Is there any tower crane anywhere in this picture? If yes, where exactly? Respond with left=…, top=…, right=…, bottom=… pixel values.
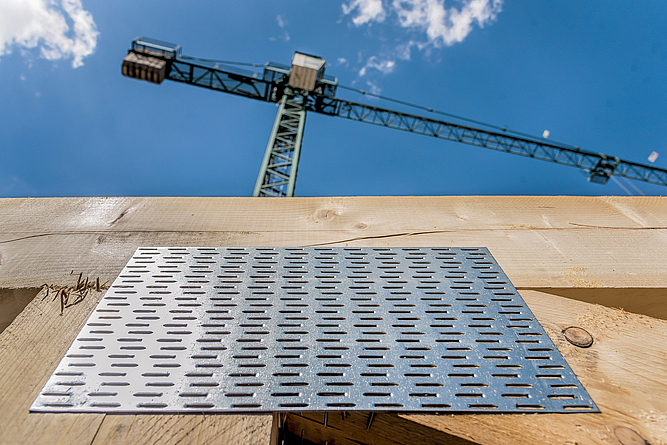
left=122, top=37, right=667, bottom=197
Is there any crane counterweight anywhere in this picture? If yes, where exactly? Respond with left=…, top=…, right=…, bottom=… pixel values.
left=122, top=52, right=168, bottom=84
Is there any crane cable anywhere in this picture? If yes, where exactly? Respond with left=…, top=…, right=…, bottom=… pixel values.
left=178, top=54, right=581, bottom=152
left=336, top=84, right=580, bottom=151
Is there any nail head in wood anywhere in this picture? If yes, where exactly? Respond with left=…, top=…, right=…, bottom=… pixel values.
left=563, top=326, right=594, bottom=348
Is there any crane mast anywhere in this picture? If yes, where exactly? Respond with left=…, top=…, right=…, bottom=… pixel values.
left=253, top=94, right=307, bottom=197
left=122, top=37, right=667, bottom=195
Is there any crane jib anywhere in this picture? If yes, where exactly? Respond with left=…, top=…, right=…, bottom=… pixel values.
left=122, top=38, right=667, bottom=193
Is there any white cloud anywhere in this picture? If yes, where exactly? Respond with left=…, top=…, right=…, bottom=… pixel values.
left=0, top=0, right=98, bottom=68
left=275, top=14, right=290, bottom=41
left=342, top=0, right=386, bottom=25
left=365, top=80, right=382, bottom=95
left=344, top=0, right=502, bottom=82
left=277, top=14, right=287, bottom=28
left=359, top=55, right=396, bottom=76
left=392, top=0, right=502, bottom=47
left=395, top=40, right=416, bottom=60
left=344, top=0, right=502, bottom=60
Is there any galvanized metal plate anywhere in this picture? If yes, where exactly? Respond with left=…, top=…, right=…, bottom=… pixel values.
left=31, top=247, right=599, bottom=413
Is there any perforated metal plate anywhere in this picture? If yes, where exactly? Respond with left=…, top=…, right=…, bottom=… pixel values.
left=32, top=247, right=598, bottom=413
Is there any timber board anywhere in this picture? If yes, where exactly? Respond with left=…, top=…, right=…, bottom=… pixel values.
left=279, top=290, right=667, bottom=445
left=0, top=286, right=273, bottom=445
left=1, top=197, right=666, bottom=294
left=0, top=196, right=666, bottom=444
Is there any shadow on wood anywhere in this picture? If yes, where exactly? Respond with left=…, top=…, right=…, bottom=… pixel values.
left=528, top=287, right=667, bottom=320
left=0, top=288, right=40, bottom=333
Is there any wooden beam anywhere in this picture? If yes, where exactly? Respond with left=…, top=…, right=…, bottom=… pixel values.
left=401, top=290, right=667, bottom=445
left=1, top=197, right=666, bottom=292
left=0, top=287, right=105, bottom=445
left=0, top=196, right=667, bottom=317
left=528, top=287, right=667, bottom=320
left=0, top=286, right=273, bottom=445
left=90, top=414, right=272, bottom=445
left=0, top=288, right=40, bottom=333
left=281, top=291, right=667, bottom=445
left=282, top=411, right=477, bottom=445
left=1, top=197, right=666, bottom=444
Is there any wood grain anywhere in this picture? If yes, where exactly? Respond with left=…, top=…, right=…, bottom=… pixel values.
left=402, top=290, right=667, bottom=445
left=0, top=287, right=105, bottom=445
left=0, top=288, right=40, bottom=333
left=283, top=411, right=477, bottom=445
left=90, top=414, right=272, bottom=445
left=0, top=286, right=273, bottom=445
left=2, top=196, right=666, bottom=444
left=1, top=196, right=666, bottom=291
left=281, top=290, right=667, bottom=445
left=529, top=287, right=667, bottom=320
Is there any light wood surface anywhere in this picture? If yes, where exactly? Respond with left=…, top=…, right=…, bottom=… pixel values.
left=0, top=286, right=104, bottom=445
left=402, top=290, right=667, bottom=445
left=0, top=286, right=272, bottom=445
left=1, top=196, right=666, bottom=293
left=1, top=196, right=666, bottom=445
left=283, top=290, right=667, bottom=445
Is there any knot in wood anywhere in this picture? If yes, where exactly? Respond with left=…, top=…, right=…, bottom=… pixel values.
left=314, top=209, right=336, bottom=221
left=563, top=326, right=594, bottom=348
left=614, top=426, right=650, bottom=445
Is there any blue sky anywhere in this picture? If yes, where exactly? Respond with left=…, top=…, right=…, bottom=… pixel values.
left=1, top=1, right=666, bottom=197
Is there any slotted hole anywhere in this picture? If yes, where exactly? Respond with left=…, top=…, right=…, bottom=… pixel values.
left=563, top=405, right=594, bottom=411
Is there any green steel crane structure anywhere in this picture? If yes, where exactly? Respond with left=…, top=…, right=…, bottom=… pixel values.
left=122, top=37, right=667, bottom=197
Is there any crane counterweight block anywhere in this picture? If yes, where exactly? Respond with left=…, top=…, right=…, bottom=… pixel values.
left=122, top=52, right=168, bottom=85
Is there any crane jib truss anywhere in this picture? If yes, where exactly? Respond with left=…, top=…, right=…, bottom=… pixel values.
left=123, top=38, right=667, bottom=193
